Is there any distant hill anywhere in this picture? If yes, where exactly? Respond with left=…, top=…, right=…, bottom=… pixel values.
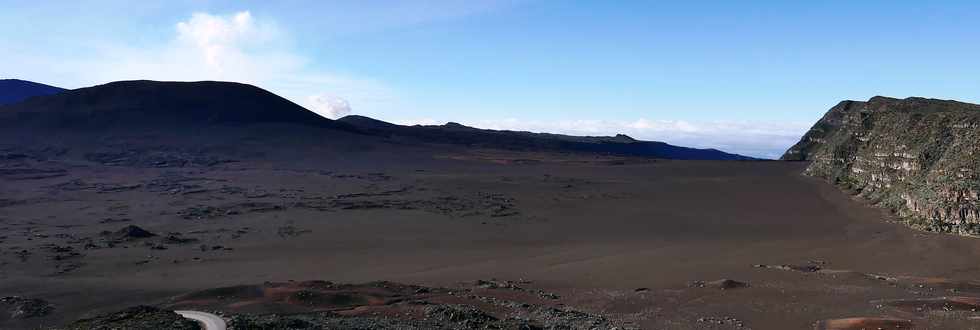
left=783, top=96, right=980, bottom=235
left=338, top=115, right=754, bottom=160
left=0, top=80, right=343, bottom=129
left=1, top=79, right=752, bottom=161
left=0, top=79, right=65, bottom=105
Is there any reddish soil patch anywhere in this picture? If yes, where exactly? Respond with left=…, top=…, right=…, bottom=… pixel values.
left=814, top=317, right=913, bottom=330
left=877, top=296, right=980, bottom=313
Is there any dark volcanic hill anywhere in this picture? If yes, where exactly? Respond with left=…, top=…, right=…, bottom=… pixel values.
left=338, top=115, right=753, bottom=160
left=0, top=80, right=338, bottom=129
left=783, top=96, right=980, bottom=234
left=0, top=79, right=66, bottom=106
left=0, top=80, right=751, bottom=161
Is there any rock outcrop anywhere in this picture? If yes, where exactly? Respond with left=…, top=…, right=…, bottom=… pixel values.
left=783, top=96, right=980, bottom=235
left=55, top=306, right=199, bottom=330
left=1, top=296, right=54, bottom=321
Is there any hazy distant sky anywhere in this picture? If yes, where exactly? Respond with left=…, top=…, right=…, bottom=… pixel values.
left=2, top=1, right=979, bottom=158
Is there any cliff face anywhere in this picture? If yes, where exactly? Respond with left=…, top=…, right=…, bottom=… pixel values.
left=783, top=96, right=980, bottom=235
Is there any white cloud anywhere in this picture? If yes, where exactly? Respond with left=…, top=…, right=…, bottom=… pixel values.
left=151, top=11, right=384, bottom=118
left=396, top=118, right=442, bottom=126
left=174, top=11, right=273, bottom=70
left=306, top=94, right=352, bottom=119
left=2, top=11, right=389, bottom=119
left=394, top=117, right=809, bottom=159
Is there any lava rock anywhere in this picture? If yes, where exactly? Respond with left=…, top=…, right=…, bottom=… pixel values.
left=106, top=225, right=156, bottom=240
left=1, top=296, right=54, bottom=320
left=54, top=305, right=199, bottom=330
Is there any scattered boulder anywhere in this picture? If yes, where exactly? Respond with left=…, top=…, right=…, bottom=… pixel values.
left=425, top=304, right=498, bottom=327
left=162, top=234, right=198, bottom=245
left=475, top=278, right=524, bottom=290
left=277, top=225, right=311, bottom=238
left=473, top=278, right=559, bottom=299
left=696, top=316, right=745, bottom=328
left=104, top=225, right=156, bottom=240
left=754, top=264, right=822, bottom=273
left=98, top=218, right=131, bottom=224
left=690, top=279, right=749, bottom=290
left=711, top=279, right=749, bottom=289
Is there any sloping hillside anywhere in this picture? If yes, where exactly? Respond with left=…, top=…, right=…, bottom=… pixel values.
left=0, top=79, right=65, bottom=105
left=0, top=80, right=339, bottom=129
left=338, top=116, right=754, bottom=160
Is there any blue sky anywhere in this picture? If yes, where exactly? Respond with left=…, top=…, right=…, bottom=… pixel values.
left=2, top=1, right=979, bottom=158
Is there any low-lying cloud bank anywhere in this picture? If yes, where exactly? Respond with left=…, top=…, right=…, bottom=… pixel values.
left=395, top=118, right=809, bottom=159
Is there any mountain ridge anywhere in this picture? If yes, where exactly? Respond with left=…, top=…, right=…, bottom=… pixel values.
left=337, top=115, right=752, bottom=160
left=2, top=79, right=753, bottom=160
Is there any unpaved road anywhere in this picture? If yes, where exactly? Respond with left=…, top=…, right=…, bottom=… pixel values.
left=175, top=311, right=226, bottom=330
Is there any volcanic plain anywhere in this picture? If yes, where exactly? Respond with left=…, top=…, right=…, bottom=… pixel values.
left=3, top=147, right=980, bottom=329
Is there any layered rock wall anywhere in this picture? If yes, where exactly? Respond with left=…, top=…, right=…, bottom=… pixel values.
left=783, top=96, right=980, bottom=234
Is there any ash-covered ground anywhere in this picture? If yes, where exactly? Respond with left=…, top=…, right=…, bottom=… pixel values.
left=4, top=146, right=980, bottom=329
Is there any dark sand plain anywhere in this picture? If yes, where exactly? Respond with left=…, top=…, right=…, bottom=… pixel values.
left=3, top=145, right=980, bottom=329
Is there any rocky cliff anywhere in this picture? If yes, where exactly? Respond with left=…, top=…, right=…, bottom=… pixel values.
left=783, top=96, right=980, bottom=235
